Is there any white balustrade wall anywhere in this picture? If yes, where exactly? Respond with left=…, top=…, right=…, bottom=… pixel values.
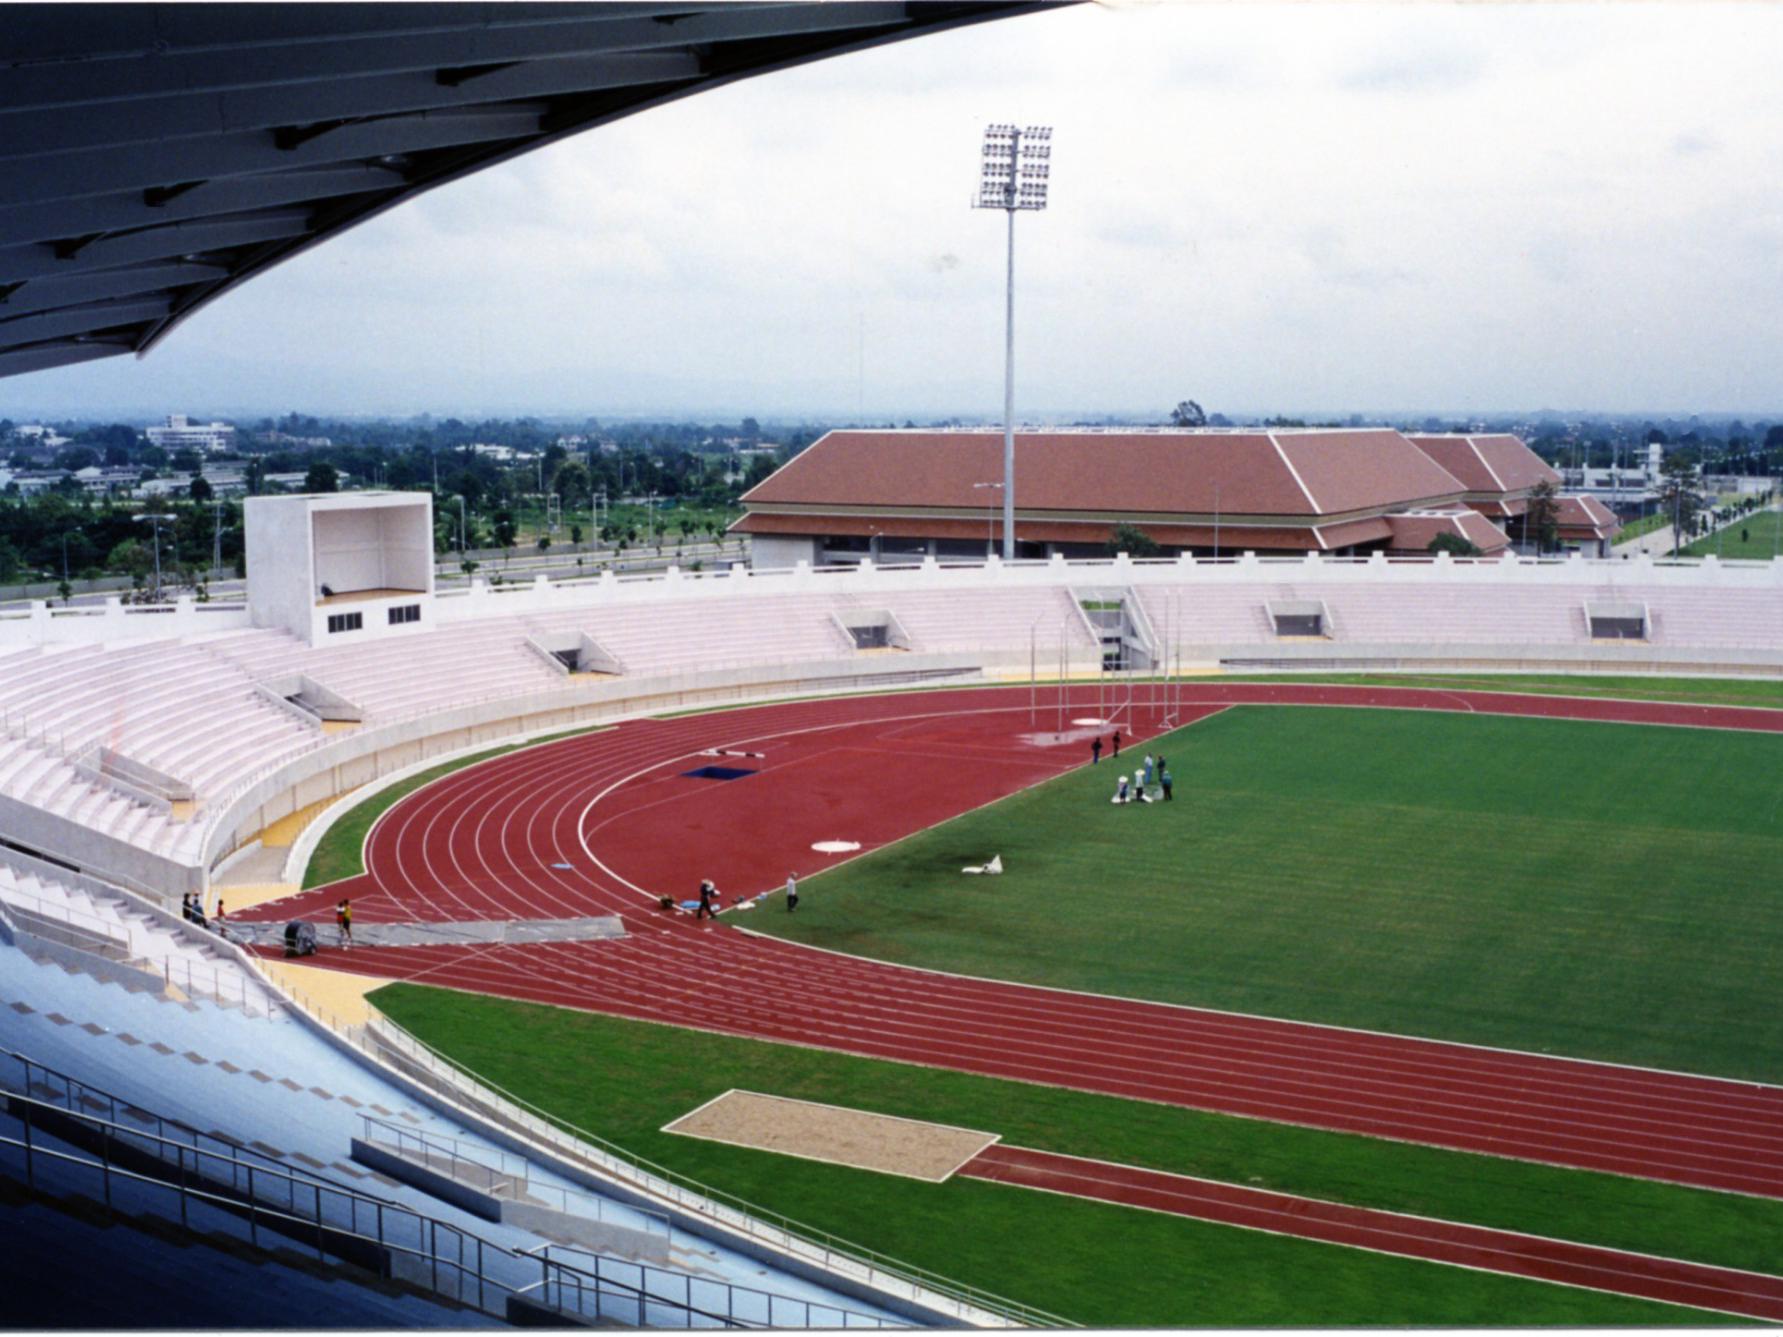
left=5, top=550, right=1782, bottom=653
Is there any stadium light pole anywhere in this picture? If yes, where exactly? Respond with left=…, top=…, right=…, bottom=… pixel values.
left=974, top=123, right=1052, bottom=562
left=972, top=481, right=1003, bottom=557
left=211, top=498, right=224, bottom=580
left=137, top=512, right=175, bottom=602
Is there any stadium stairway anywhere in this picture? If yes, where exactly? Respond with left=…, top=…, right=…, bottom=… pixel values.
left=0, top=862, right=284, bottom=1014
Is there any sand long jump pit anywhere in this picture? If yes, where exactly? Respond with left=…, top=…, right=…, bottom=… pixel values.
left=662, top=1090, right=1000, bottom=1183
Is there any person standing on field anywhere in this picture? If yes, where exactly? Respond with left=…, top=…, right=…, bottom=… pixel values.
left=785, top=872, right=800, bottom=912
left=1091, top=736, right=1102, bottom=765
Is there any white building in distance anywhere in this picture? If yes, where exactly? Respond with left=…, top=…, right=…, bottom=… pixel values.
left=146, top=414, right=236, bottom=455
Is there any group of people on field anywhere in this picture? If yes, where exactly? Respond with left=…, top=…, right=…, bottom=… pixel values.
left=1091, top=730, right=1174, bottom=804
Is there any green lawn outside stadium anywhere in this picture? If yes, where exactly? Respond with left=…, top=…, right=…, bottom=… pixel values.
left=1684, top=509, right=1783, bottom=560
left=372, top=986, right=1750, bottom=1327
left=749, top=705, right=1783, bottom=1082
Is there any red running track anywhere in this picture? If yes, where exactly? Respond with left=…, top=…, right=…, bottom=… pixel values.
left=960, top=1144, right=1783, bottom=1321
left=240, top=684, right=1783, bottom=1200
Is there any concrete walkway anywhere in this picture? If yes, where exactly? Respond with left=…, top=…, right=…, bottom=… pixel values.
left=1611, top=522, right=1677, bottom=558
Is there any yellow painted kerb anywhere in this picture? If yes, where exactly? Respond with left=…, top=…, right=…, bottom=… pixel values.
left=258, top=792, right=354, bottom=849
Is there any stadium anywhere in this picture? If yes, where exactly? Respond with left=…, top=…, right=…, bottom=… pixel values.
left=3, top=4, right=1783, bottom=1332
left=5, top=485, right=1783, bottom=1326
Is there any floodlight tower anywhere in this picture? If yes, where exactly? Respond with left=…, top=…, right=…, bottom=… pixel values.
left=974, top=123, right=1051, bottom=561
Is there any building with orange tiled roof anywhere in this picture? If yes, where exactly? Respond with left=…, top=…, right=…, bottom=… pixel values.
left=1548, top=494, right=1623, bottom=557
left=1405, top=434, right=1561, bottom=519
left=1382, top=509, right=1513, bottom=557
left=735, top=427, right=1582, bottom=566
left=1407, top=434, right=1621, bottom=556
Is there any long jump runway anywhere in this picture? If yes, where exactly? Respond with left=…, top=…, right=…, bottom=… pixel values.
left=240, top=684, right=1783, bottom=1208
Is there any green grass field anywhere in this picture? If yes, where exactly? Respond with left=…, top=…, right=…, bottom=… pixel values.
left=1685, top=508, right=1783, bottom=559
left=373, top=985, right=1753, bottom=1327
left=1617, top=511, right=1671, bottom=545
left=750, top=705, right=1783, bottom=1081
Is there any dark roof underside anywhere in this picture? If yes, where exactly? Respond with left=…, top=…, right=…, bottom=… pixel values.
left=0, top=2, right=1052, bottom=379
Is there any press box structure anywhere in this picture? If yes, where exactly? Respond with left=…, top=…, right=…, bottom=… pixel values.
left=245, top=492, right=434, bottom=645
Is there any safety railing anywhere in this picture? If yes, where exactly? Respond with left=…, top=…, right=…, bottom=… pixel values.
left=0, top=1089, right=525, bottom=1315
left=359, top=1009, right=1068, bottom=1328
left=519, top=1242, right=899, bottom=1329
left=0, top=1047, right=893, bottom=1328
left=2, top=1047, right=307, bottom=1190
left=2, top=1047, right=373, bottom=1210
left=359, top=1114, right=670, bottom=1237
left=156, top=950, right=286, bottom=1019
left=0, top=883, right=135, bottom=959
left=0, top=880, right=286, bottom=1018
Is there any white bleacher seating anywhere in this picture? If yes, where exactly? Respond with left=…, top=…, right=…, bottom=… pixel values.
left=875, top=585, right=1097, bottom=654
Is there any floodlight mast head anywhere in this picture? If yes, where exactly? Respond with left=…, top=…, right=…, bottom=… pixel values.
left=974, top=123, right=1051, bottom=212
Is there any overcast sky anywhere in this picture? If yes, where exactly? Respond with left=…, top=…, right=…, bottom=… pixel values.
left=6, top=1, right=1781, bottom=422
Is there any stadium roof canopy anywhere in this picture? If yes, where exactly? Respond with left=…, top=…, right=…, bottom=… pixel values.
left=0, top=1, right=1051, bottom=381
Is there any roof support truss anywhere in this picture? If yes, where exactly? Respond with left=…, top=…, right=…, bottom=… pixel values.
left=0, top=1, right=1055, bottom=380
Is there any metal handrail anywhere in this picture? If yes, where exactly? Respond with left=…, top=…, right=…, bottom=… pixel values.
left=358, top=1113, right=670, bottom=1236
left=0, top=882, right=283, bottom=1018
left=360, top=1008, right=1069, bottom=1328
left=0, top=883, right=133, bottom=954
left=0, top=1106, right=520, bottom=1318
left=0, top=1049, right=895, bottom=1329
left=521, top=1241, right=897, bottom=1330
left=154, top=948, right=285, bottom=1019
left=3, top=1048, right=363, bottom=1196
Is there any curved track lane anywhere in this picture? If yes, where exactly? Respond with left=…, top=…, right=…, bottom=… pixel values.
left=241, top=683, right=1783, bottom=1199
